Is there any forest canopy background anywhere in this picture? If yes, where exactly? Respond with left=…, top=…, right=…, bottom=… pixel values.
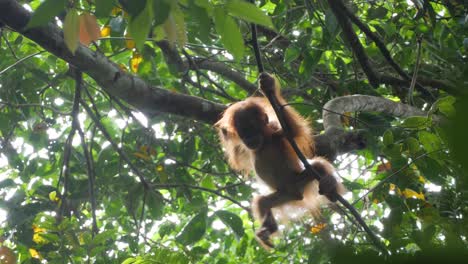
left=0, top=0, right=467, bottom=263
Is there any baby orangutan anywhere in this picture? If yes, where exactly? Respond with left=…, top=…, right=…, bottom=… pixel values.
left=215, top=73, right=345, bottom=249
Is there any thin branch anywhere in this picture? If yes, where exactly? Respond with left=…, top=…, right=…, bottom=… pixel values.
left=353, top=149, right=441, bottom=205
left=79, top=98, right=151, bottom=189
left=327, top=0, right=434, bottom=99
left=1, top=28, right=18, bottom=59
left=327, top=0, right=379, bottom=87
left=0, top=101, right=70, bottom=115
left=58, top=66, right=82, bottom=219
left=152, top=183, right=249, bottom=212
left=339, top=1, right=411, bottom=81
left=0, top=51, right=45, bottom=75
left=408, top=37, right=423, bottom=104
left=73, top=70, right=98, bottom=235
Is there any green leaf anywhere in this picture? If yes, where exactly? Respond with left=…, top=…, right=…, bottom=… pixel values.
left=120, top=0, right=147, bottom=16
left=324, top=8, right=339, bottom=38
left=92, top=230, right=114, bottom=245
left=95, top=0, right=115, bottom=18
left=163, top=15, right=177, bottom=45
left=26, top=0, right=67, bottom=28
left=215, top=210, right=244, bottom=239
left=128, top=0, right=153, bottom=51
left=153, top=0, right=171, bottom=26
left=0, top=179, right=15, bottom=189
left=435, top=96, right=456, bottom=117
left=176, top=209, right=207, bottom=245
left=383, top=129, right=393, bottom=147
left=401, top=116, right=430, bottom=129
left=172, top=4, right=187, bottom=47
left=189, top=1, right=211, bottom=43
left=404, top=137, right=420, bottom=155
left=63, top=9, right=80, bottom=54
left=226, top=0, right=274, bottom=30
left=418, top=131, right=441, bottom=153
left=146, top=190, right=165, bottom=219
left=367, top=6, right=388, bottom=20
left=383, top=143, right=402, bottom=159
left=284, top=47, right=300, bottom=64
left=159, top=222, right=176, bottom=238
left=213, top=7, right=244, bottom=60
left=201, top=176, right=216, bottom=189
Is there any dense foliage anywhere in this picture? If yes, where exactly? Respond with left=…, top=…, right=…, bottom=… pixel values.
left=0, top=0, right=467, bottom=263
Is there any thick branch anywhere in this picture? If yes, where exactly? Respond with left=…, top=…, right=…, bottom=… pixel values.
left=0, top=0, right=224, bottom=124
left=322, top=95, right=428, bottom=131
left=193, top=58, right=257, bottom=94
left=338, top=1, right=410, bottom=81
left=327, top=0, right=380, bottom=87
left=156, top=40, right=256, bottom=94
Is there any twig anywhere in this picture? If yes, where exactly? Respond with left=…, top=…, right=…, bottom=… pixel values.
left=408, top=37, right=423, bottom=105
left=57, top=66, right=82, bottom=219
left=0, top=51, right=45, bottom=75
left=79, top=98, right=151, bottom=189
left=152, top=183, right=249, bottom=212
left=0, top=101, right=70, bottom=115
left=353, top=149, right=440, bottom=205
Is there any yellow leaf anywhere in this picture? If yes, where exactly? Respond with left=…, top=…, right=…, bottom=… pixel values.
left=111, top=7, right=122, bottom=16
left=101, top=26, right=111, bottom=37
left=29, top=248, right=41, bottom=259
left=79, top=13, right=101, bottom=46
left=418, top=175, right=426, bottom=184
left=156, top=165, right=164, bottom=172
left=125, top=34, right=136, bottom=49
left=389, top=183, right=396, bottom=191
left=32, top=225, right=47, bottom=244
left=49, top=191, right=60, bottom=202
left=32, top=225, right=46, bottom=234
left=310, top=223, right=327, bottom=234
left=33, top=233, right=46, bottom=244
left=402, top=188, right=425, bottom=200
left=78, top=233, right=85, bottom=244
left=342, top=112, right=352, bottom=126
left=140, top=145, right=149, bottom=153
left=118, top=63, right=128, bottom=72
left=373, top=198, right=380, bottom=204
left=133, top=151, right=150, bottom=161
left=130, top=52, right=143, bottom=73
left=64, top=9, right=80, bottom=54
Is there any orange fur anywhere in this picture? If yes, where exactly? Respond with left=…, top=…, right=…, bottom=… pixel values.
left=215, top=73, right=344, bottom=249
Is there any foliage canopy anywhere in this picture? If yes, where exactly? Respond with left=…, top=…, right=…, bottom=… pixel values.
left=0, top=0, right=467, bottom=263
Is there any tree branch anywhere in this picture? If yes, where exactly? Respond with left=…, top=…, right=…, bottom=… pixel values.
left=327, top=0, right=380, bottom=87
left=0, top=0, right=224, bottom=124
left=0, top=0, right=438, bottom=163
left=322, top=95, right=429, bottom=131
left=327, top=0, right=435, bottom=98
